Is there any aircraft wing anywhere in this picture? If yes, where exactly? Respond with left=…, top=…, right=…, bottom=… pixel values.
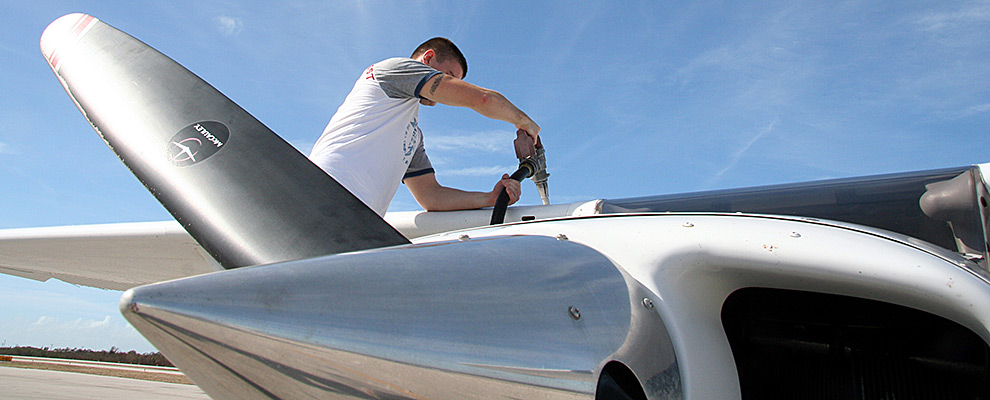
left=0, top=201, right=603, bottom=291
left=0, top=222, right=221, bottom=290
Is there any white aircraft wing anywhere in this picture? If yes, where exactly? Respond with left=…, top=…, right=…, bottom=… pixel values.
left=0, top=202, right=601, bottom=291
left=0, top=221, right=221, bottom=290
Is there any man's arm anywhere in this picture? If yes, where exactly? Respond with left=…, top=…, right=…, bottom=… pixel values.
left=405, top=172, right=521, bottom=212
left=419, top=74, right=540, bottom=142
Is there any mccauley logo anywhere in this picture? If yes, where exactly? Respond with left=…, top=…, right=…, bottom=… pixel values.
left=167, top=121, right=230, bottom=166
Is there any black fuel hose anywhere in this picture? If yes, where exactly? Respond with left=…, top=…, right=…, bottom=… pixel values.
left=489, top=165, right=532, bottom=225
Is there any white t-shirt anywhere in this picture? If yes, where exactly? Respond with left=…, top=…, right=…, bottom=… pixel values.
left=310, top=58, right=439, bottom=215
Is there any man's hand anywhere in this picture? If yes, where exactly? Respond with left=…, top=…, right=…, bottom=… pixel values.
left=516, top=122, right=540, bottom=145
left=488, top=173, right=521, bottom=206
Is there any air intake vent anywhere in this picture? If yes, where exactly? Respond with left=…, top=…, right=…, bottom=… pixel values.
left=722, top=288, right=989, bottom=399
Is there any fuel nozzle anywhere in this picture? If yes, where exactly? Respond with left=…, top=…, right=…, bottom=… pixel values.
left=490, top=130, right=550, bottom=225
left=511, top=130, right=550, bottom=205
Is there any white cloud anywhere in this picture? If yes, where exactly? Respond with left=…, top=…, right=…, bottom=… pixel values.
left=0, top=142, right=12, bottom=154
left=386, top=198, right=422, bottom=213
left=287, top=138, right=315, bottom=155
left=946, top=103, right=990, bottom=120
left=965, top=104, right=990, bottom=115
left=30, top=315, right=122, bottom=333
left=426, top=131, right=516, bottom=153
left=441, top=165, right=517, bottom=177
left=915, top=3, right=990, bottom=33
left=710, top=118, right=779, bottom=185
left=215, top=15, right=244, bottom=36
left=2, top=315, right=152, bottom=352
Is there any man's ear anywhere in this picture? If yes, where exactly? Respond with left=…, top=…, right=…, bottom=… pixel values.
left=420, top=49, right=435, bottom=65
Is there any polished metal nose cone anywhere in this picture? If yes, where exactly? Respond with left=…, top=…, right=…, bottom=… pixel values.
left=121, top=235, right=632, bottom=399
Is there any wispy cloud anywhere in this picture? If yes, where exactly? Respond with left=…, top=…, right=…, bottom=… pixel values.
left=286, top=138, right=315, bottom=155
left=441, top=165, right=517, bottom=177
left=0, top=142, right=13, bottom=155
left=386, top=198, right=422, bottom=213
left=32, top=315, right=112, bottom=329
left=710, top=118, right=779, bottom=185
left=915, top=3, right=990, bottom=33
left=966, top=104, right=990, bottom=114
left=0, top=315, right=150, bottom=351
left=215, top=15, right=244, bottom=36
left=950, top=103, right=990, bottom=120
left=422, top=130, right=518, bottom=174
left=426, top=130, right=516, bottom=153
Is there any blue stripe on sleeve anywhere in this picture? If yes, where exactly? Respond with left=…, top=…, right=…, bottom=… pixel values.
left=402, top=167, right=435, bottom=182
left=414, top=71, right=443, bottom=99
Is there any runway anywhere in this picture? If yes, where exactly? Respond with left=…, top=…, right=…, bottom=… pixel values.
left=0, top=364, right=210, bottom=399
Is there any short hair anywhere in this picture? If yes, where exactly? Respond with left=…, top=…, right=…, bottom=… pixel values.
left=411, top=37, right=467, bottom=78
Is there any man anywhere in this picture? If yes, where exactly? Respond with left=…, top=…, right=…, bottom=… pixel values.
left=309, top=37, right=540, bottom=216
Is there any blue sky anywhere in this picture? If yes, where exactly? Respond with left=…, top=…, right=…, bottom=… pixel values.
left=2, top=1, right=989, bottom=353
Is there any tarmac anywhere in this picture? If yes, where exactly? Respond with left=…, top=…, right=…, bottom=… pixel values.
left=0, top=361, right=210, bottom=399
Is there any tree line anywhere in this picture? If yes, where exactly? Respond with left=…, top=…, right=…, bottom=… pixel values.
left=0, top=346, right=173, bottom=367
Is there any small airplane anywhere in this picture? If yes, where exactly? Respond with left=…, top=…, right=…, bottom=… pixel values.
left=3, top=13, right=989, bottom=399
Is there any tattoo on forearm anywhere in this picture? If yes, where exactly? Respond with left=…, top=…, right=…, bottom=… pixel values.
left=430, top=74, right=443, bottom=95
